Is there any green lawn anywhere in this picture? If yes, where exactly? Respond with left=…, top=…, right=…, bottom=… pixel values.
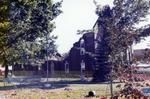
left=0, top=83, right=123, bottom=99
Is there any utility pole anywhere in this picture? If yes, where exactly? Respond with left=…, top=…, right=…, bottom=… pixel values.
left=43, top=31, right=52, bottom=88
left=46, top=31, right=49, bottom=82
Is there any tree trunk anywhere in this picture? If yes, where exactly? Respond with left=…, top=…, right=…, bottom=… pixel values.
left=5, top=65, right=8, bottom=78
left=2, top=47, right=9, bottom=78
left=4, top=59, right=8, bottom=78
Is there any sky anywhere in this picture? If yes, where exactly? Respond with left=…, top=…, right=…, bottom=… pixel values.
left=53, top=0, right=150, bottom=54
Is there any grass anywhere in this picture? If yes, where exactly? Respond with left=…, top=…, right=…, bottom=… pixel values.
left=0, top=75, right=124, bottom=99
left=0, top=83, right=123, bottom=99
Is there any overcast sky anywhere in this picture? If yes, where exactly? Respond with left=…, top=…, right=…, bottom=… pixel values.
left=53, top=0, right=150, bottom=54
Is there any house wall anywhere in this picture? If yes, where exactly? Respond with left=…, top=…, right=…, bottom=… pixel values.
left=133, top=48, right=150, bottom=62
left=65, top=32, right=95, bottom=72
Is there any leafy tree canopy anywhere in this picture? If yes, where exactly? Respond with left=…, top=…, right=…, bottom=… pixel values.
left=93, top=0, right=150, bottom=82
left=95, top=0, right=150, bottom=57
left=0, top=0, right=62, bottom=77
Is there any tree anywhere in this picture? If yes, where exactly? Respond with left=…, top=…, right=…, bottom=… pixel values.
left=0, top=0, right=62, bottom=78
left=93, top=0, right=150, bottom=82
left=0, top=0, right=11, bottom=78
